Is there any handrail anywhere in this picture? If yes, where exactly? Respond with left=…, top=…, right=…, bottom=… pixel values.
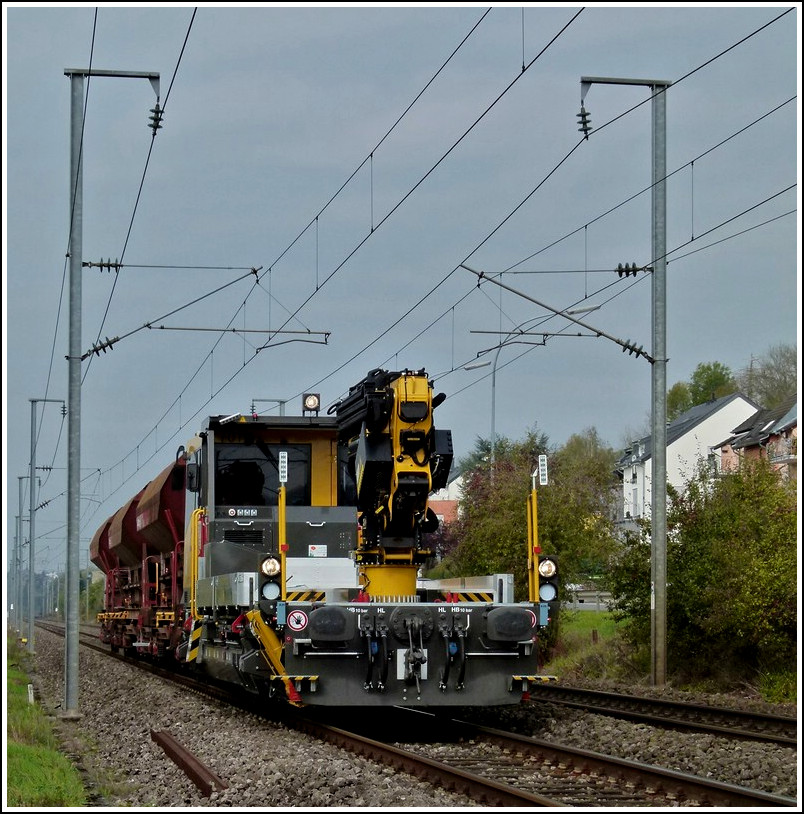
left=188, top=507, right=206, bottom=621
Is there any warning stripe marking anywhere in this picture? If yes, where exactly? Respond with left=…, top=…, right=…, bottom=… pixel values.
left=451, top=592, right=493, bottom=602
left=186, top=621, right=203, bottom=663
left=509, top=674, right=558, bottom=690
left=285, top=591, right=325, bottom=602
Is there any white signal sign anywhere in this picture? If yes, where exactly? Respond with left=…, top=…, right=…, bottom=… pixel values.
left=538, top=454, right=548, bottom=486
left=279, top=450, right=288, bottom=484
left=287, top=610, right=308, bottom=631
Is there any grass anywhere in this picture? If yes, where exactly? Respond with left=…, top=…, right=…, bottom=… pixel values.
left=542, top=609, right=797, bottom=704
left=5, top=630, right=89, bottom=807
left=542, top=608, right=640, bottom=681
left=757, top=667, right=797, bottom=704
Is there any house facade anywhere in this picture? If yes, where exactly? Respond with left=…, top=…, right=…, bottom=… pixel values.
left=429, top=474, right=464, bottom=525
left=614, top=393, right=760, bottom=526
left=716, top=393, right=797, bottom=481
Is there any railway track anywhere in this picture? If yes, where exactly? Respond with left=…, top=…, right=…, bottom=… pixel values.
left=390, top=714, right=797, bottom=807
left=38, top=621, right=798, bottom=807
left=58, top=621, right=799, bottom=747
left=311, top=705, right=797, bottom=807
left=526, top=683, right=797, bottom=746
left=41, top=622, right=551, bottom=805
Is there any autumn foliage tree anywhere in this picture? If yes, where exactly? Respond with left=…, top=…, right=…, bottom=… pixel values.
left=665, top=343, right=796, bottom=422
left=607, top=456, right=797, bottom=682
left=437, top=427, right=619, bottom=599
left=736, top=342, right=797, bottom=409
left=443, top=431, right=550, bottom=595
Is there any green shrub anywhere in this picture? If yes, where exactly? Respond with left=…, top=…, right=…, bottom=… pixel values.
left=606, top=458, right=797, bottom=689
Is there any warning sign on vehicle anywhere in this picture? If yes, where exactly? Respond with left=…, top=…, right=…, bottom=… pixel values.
left=287, top=610, right=308, bottom=632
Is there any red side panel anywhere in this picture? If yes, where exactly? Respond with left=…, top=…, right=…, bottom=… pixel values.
left=89, top=515, right=115, bottom=574
left=136, top=460, right=187, bottom=553
left=108, top=490, right=147, bottom=567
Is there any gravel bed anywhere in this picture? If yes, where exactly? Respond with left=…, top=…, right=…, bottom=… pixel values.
left=463, top=701, right=799, bottom=799
left=30, top=629, right=798, bottom=807
left=30, top=630, right=477, bottom=808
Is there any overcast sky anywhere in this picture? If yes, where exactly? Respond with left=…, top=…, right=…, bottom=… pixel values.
left=3, top=3, right=800, bottom=574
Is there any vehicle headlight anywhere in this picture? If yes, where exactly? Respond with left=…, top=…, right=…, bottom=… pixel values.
left=539, top=583, right=558, bottom=602
left=260, top=557, right=281, bottom=577
left=261, top=582, right=281, bottom=600
left=538, top=558, right=556, bottom=578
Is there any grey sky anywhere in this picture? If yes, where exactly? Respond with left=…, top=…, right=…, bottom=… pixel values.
left=3, top=3, right=800, bottom=573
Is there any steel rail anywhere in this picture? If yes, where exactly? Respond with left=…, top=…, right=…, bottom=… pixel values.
left=526, top=683, right=797, bottom=746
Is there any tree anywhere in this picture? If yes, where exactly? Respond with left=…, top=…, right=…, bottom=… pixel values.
left=666, top=344, right=796, bottom=419
left=736, top=343, right=797, bottom=408
left=606, top=456, right=797, bottom=682
left=454, top=436, right=492, bottom=475
left=439, top=426, right=620, bottom=661
left=666, top=381, right=692, bottom=422
left=540, top=428, right=620, bottom=581
left=687, top=361, right=737, bottom=404
left=441, top=426, right=619, bottom=595
left=665, top=362, right=736, bottom=422
left=445, top=428, right=550, bottom=594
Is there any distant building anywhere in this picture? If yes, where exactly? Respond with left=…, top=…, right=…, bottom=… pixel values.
left=714, top=393, right=797, bottom=481
left=429, top=474, right=464, bottom=526
left=614, top=393, right=759, bottom=530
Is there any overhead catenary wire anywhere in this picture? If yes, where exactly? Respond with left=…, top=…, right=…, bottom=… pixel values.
left=83, top=7, right=197, bottom=383
left=41, top=8, right=792, bottom=534
left=71, top=7, right=504, bottom=508
left=249, top=7, right=494, bottom=279
left=439, top=184, right=797, bottom=398
left=305, top=17, right=797, bottom=403
left=67, top=131, right=794, bottom=534
left=89, top=48, right=790, bottom=523
left=27, top=7, right=196, bottom=504
left=24, top=8, right=99, bottom=508
left=69, top=165, right=792, bottom=533
left=111, top=5, right=497, bottom=370
left=75, top=6, right=584, bottom=522
left=504, top=95, right=796, bottom=274
left=251, top=7, right=587, bottom=356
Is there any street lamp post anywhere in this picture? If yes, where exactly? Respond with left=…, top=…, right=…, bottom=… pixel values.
left=465, top=337, right=511, bottom=482
left=580, top=74, right=671, bottom=686
left=490, top=343, right=503, bottom=479
left=465, top=317, right=548, bottom=484
left=463, top=351, right=503, bottom=479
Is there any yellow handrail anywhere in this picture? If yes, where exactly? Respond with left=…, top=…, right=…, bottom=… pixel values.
left=527, top=490, right=539, bottom=603
left=188, top=507, right=206, bottom=621
left=278, top=484, right=287, bottom=601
